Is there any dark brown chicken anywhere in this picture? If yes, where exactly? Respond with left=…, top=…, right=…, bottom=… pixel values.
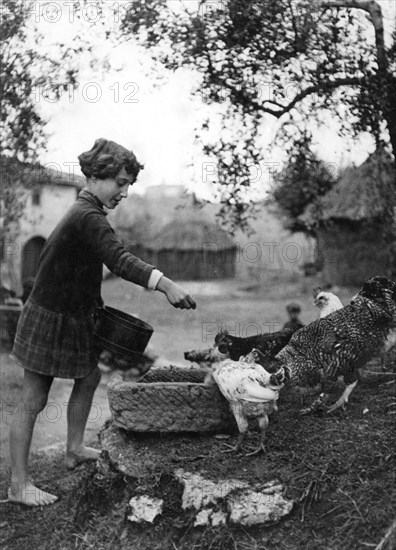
left=184, top=346, right=225, bottom=367
left=214, top=327, right=297, bottom=361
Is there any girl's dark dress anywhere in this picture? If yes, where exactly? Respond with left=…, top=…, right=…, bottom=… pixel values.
left=11, top=189, right=155, bottom=379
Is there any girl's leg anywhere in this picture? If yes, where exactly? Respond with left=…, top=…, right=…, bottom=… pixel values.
left=9, top=369, right=57, bottom=506
left=65, top=366, right=102, bottom=469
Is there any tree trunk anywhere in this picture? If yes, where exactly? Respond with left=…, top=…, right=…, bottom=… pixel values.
left=385, top=79, right=396, bottom=158
left=320, top=0, right=395, bottom=160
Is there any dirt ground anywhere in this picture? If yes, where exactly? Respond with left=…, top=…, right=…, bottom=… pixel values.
left=1, top=273, right=395, bottom=550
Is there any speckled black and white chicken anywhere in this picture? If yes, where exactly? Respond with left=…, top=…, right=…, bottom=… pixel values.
left=208, top=350, right=281, bottom=455
left=265, top=276, right=396, bottom=414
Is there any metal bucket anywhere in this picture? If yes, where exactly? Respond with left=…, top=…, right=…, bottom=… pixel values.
left=94, top=306, right=154, bottom=361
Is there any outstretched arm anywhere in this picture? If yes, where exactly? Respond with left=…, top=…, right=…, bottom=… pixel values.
left=156, top=276, right=196, bottom=310
left=80, top=212, right=196, bottom=309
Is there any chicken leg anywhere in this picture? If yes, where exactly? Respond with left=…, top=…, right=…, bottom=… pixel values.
left=300, top=393, right=329, bottom=415
left=327, top=380, right=358, bottom=413
left=221, top=403, right=248, bottom=453
left=221, top=433, right=246, bottom=453
left=245, top=414, right=269, bottom=456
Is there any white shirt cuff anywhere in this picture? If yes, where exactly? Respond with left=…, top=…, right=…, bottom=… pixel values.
left=147, top=269, right=163, bottom=290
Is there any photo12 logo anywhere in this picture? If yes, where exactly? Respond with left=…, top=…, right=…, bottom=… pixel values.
left=14, top=1, right=140, bottom=26
left=197, top=1, right=322, bottom=24
left=201, top=160, right=340, bottom=186
left=29, top=80, right=140, bottom=105
left=19, top=1, right=104, bottom=24
left=202, top=321, right=281, bottom=343
left=1, top=400, right=103, bottom=425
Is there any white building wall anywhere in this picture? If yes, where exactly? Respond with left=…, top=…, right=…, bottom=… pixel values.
left=19, top=185, right=78, bottom=238
left=1, top=185, right=79, bottom=294
left=233, top=209, right=315, bottom=282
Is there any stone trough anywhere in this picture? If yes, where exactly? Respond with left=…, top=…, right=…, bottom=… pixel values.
left=107, top=365, right=236, bottom=433
left=103, top=365, right=296, bottom=527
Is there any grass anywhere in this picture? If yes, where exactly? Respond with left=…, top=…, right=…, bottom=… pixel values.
left=1, top=272, right=395, bottom=550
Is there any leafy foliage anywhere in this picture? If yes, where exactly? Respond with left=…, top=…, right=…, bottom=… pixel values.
left=270, top=133, right=337, bottom=233
left=0, top=0, right=90, bottom=230
left=0, top=0, right=85, bottom=161
left=118, top=0, right=395, bottom=232
left=1, top=0, right=46, bottom=160
left=197, top=106, right=263, bottom=234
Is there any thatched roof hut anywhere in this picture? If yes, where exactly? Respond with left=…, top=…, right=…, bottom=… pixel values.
left=111, top=186, right=237, bottom=280
left=148, top=219, right=235, bottom=251
left=301, top=149, right=395, bottom=286
left=132, top=219, right=236, bottom=280
left=112, top=184, right=314, bottom=281
left=317, top=149, right=394, bottom=222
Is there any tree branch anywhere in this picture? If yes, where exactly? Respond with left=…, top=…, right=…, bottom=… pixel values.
left=287, top=0, right=300, bottom=48
left=259, top=77, right=363, bottom=117
left=318, top=0, right=387, bottom=74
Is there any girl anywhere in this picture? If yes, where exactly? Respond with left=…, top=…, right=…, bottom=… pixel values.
left=8, top=138, right=196, bottom=506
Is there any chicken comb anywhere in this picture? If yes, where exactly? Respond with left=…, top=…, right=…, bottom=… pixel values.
left=312, top=287, right=322, bottom=299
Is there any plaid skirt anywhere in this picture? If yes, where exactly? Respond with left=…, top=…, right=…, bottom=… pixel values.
left=11, top=298, right=99, bottom=379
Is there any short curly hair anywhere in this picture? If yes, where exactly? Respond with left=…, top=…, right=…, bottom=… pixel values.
left=78, top=138, right=144, bottom=180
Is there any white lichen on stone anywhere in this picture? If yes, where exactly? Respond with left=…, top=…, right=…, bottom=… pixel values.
left=228, top=484, right=294, bottom=526
left=194, top=509, right=213, bottom=527
left=174, top=469, right=248, bottom=510
left=127, top=495, right=164, bottom=523
left=211, top=510, right=227, bottom=526
left=193, top=508, right=228, bottom=527
left=175, top=469, right=294, bottom=526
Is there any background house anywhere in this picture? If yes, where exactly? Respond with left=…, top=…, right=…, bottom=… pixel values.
left=232, top=206, right=315, bottom=285
left=1, top=163, right=316, bottom=293
left=300, top=149, right=396, bottom=286
left=111, top=185, right=237, bottom=280
left=109, top=185, right=313, bottom=282
left=0, top=158, right=85, bottom=295
left=131, top=219, right=237, bottom=280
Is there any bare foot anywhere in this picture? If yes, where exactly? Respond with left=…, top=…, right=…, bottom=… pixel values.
left=65, top=446, right=101, bottom=470
left=8, top=480, right=59, bottom=507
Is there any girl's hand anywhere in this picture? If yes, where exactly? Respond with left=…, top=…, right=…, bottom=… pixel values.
left=156, top=277, right=196, bottom=309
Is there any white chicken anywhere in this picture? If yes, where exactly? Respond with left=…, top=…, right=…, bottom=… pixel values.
left=313, top=287, right=343, bottom=318
left=209, top=350, right=281, bottom=455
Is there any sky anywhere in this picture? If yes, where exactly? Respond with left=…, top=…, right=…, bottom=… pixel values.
left=26, top=0, right=396, bottom=199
